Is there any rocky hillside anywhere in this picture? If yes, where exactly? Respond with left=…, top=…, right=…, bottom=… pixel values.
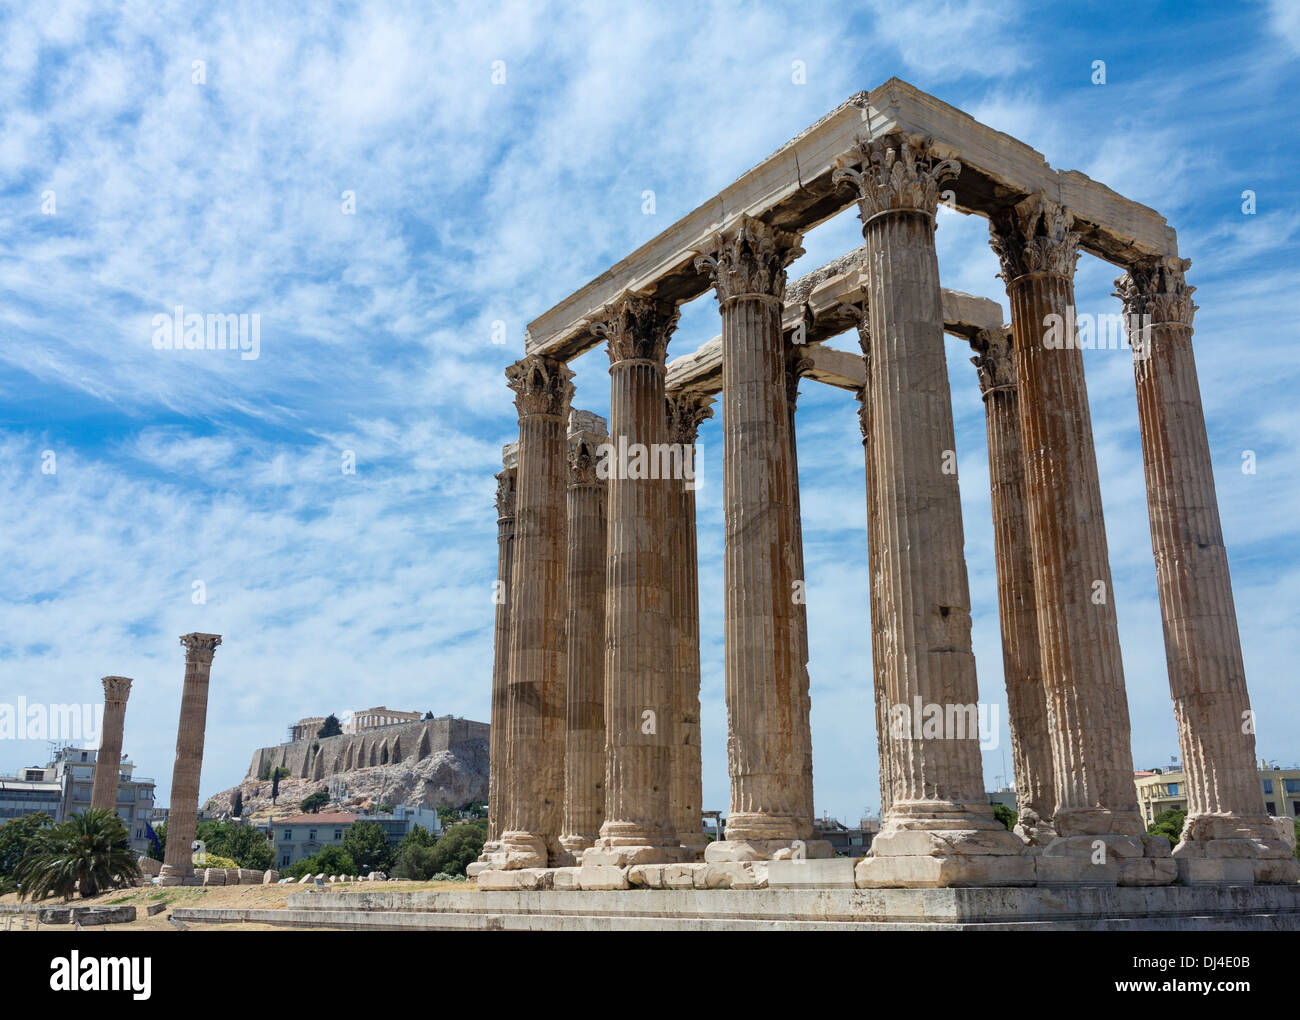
left=205, top=743, right=488, bottom=823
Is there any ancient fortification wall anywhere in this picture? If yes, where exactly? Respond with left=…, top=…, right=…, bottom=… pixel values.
left=246, top=716, right=489, bottom=782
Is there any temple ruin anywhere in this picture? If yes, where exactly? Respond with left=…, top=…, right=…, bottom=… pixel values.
left=472, top=78, right=1295, bottom=893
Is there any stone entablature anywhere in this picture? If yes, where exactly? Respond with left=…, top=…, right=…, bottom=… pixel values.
left=248, top=716, right=489, bottom=782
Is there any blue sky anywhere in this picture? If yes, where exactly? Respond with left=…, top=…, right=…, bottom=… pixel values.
left=1, top=0, right=1297, bottom=823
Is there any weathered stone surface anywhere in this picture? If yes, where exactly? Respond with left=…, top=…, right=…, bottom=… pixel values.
left=160, top=634, right=221, bottom=887
left=575, top=864, right=630, bottom=891
left=137, top=855, right=161, bottom=877
left=768, top=858, right=858, bottom=889
left=90, top=676, right=132, bottom=812
left=262, top=869, right=279, bottom=884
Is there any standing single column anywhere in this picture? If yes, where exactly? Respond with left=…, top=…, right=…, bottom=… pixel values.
left=694, top=215, right=827, bottom=861
left=473, top=445, right=517, bottom=874
left=969, top=327, right=1056, bottom=846
left=785, top=348, right=817, bottom=838
left=584, top=294, right=684, bottom=868
left=90, top=676, right=132, bottom=814
left=159, top=633, right=221, bottom=885
left=666, top=389, right=714, bottom=859
left=853, top=315, right=892, bottom=820
left=558, top=411, right=609, bottom=863
left=990, top=192, right=1158, bottom=879
left=1116, top=257, right=1296, bottom=883
left=835, top=135, right=1030, bottom=887
left=495, top=354, right=573, bottom=870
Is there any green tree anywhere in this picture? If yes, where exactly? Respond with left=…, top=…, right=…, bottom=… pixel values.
left=317, top=714, right=343, bottom=739
left=270, top=766, right=290, bottom=803
left=427, top=821, right=486, bottom=877
left=342, top=821, right=392, bottom=874
left=392, top=843, right=439, bottom=880
left=1147, top=807, right=1186, bottom=849
left=0, top=812, right=54, bottom=894
left=286, top=844, right=356, bottom=879
left=257, top=760, right=272, bottom=781
left=435, top=804, right=457, bottom=829
left=991, top=803, right=1017, bottom=832
left=300, top=791, right=329, bottom=814
left=15, top=809, right=141, bottom=901
left=196, top=820, right=274, bottom=870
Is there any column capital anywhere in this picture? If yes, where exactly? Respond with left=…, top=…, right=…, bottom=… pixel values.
left=833, top=132, right=961, bottom=222
left=665, top=390, right=714, bottom=446
left=180, top=633, right=221, bottom=662
left=785, top=348, right=815, bottom=408
left=989, top=192, right=1081, bottom=283
left=969, top=326, right=1017, bottom=399
left=567, top=409, right=609, bottom=487
left=101, top=675, right=132, bottom=703
left=694, top=214, right=804, bottom=306
left=589, top=292, right=679, bottom=366
left=494, top=468, right=517, bottom=519
left=506, top=354, right=574, bottom=420
left=1113, top=255, right=1197, bottom=329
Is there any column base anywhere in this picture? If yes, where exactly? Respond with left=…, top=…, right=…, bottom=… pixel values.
left=704, top=838, right=834, bottom=862
left=481, top=832, right=548, bottom=871
left=1014, top=809, right=1058, bottom=848
left=158, top=863, right=197, bottom=887
left=581, top=842, right=690, bottom=868
left=1171, top=814, right=1298, bottom=884
left=554, top=834, right=597, bottom=867
left=676, top=834, right=710, bottom=861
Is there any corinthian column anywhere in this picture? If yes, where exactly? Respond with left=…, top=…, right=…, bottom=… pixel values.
left=481, top=445, right=517, bottom=862
left=785, top=348, right=817, bottom=837
left=969, top=327, right=1056, bottom=846
left=160, top=634, right=221, bottom=885
left=1116, top=257, right=1295, bottom=882
left=695, top=215, right=827, bottom=861
left=496, top=354, right=573, bottom=870
left=90, top=676, right=132, bottom=813
left=852, top=314, right=891, bottom=820
left=558, top=411, right=609, bottom=863
left=836, top=135, right=1030, bottom=887
left=989, top=193, right=1151, bottom=870
left=666, top=389, right=714, bottom=858
left=583, top=294, right=684, bottom=867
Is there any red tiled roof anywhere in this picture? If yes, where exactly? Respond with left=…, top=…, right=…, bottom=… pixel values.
left=273, top=813, right=357, bottom=825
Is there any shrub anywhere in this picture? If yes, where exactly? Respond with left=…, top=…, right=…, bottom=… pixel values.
left=991, top=803, right=1017, bottom=832
left=15, top=809, right=141, bottom=901
left=193, top=854, right=239, bottom=869
left=285, top=845, right=356, bottom=879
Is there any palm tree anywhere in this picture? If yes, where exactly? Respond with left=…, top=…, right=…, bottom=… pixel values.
left=15, top=808, right=142, bottom=902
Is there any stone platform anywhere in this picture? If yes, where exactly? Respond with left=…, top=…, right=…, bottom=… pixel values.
left=168, top=884, right=1300, bottom=931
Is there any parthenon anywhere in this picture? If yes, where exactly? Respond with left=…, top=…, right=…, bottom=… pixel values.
left=472, top=78, right=1296, bottom=892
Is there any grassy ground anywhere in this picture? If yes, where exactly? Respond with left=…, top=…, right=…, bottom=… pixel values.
left=0, top=878, right=472, bottom=931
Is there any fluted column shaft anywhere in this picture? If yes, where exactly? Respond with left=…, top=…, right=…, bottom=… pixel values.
left=559, top=414, right=608, bottom=861
left=499, top=355, right=572, bottom=868
left=836, top=136, right=1026, bottom=886
left=1117, top=259, right=1284, bottom=865
left=696, top=215, right=813, bottom=854
left=486, top=456, right=516, bottom=846
left=587, top=295, right=681, bottom=866
left=854, top=322, right=892, bottom=819
left=161, top=634, right=221, bottom=882
left=666, top=392, right=713, bottom=856
left=971, top=329, right=1056, bottom=844
left=992, top=194, right=1142, bottom=842
left=91, top=676, right=132, bottom=813
left=785, top=353, right=816, bottom=836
